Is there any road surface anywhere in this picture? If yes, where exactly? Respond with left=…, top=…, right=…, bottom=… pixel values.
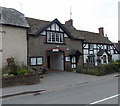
left=2, top=76, right=119, bottom=104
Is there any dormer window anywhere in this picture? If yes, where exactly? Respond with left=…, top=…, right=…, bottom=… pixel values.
left=47, top=31, right=63, bottom=43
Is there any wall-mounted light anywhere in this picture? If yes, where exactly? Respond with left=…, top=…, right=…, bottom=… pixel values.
left=67, top=48, right=69, bottom=51
left=56, top=45, right=59, bottom=48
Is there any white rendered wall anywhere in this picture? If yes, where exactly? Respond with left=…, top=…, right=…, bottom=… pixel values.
left=0, top=25, right=2, bottom=68
left=2, top=25, right=27, bottom=66
left=112, top=54, right=120, bottom=61
left=101, top=52, right=108, bottom=64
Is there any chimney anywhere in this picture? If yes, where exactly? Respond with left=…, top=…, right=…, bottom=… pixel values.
left=98, top=27, right=104, bottom=36
left=65, top=19, right=73, bottom=26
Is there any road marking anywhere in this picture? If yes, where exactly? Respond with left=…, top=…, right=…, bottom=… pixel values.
left=90, top=94, right=120, bottom=104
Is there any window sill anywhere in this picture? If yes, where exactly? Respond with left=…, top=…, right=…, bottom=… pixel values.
left=30, top=65, right=43, bottom=66
left=44, top=42, right=66, bottom=45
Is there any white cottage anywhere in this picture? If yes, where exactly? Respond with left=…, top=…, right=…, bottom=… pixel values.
left=0, top=7, right=29, bottom=68
left=82, top=27, right=119, bottom=66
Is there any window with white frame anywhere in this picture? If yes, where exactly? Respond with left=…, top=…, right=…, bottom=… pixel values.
left=47, top=31, right=63, bottom=43
left=71, top=56, right=77, bottom=69
left=89, top=44, right=93, bottom=50
left=88, top=55, right=95, bottom=63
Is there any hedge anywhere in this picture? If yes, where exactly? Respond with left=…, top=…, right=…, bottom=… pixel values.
left=76, top=62, right=120, bottom=76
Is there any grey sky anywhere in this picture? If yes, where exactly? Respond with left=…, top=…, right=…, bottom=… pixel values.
left=0, top=0, right=118, bottom=42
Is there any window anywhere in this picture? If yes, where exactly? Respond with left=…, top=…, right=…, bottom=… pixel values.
left=104, top=45, right=107, bottom=49
left=107, top=45, right=110, bottom=50
left=47, top=31, right=63, bottom=43
left=88, top=55, right=95, bottom=63
left=89, top=44, right=93, bottom=50
left=71, top=56, right=77, bottom=69
left=30, top=57, right=43, bottom=66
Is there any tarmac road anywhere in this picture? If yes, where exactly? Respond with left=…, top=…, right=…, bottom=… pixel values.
left=2, top=76, right=119, bottom=104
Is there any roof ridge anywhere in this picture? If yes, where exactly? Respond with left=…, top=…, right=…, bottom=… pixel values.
left=77, top=29, right=99, bottom=35
left=26, top=17, right=51, bottom=23
left=0, top=6, right=24, bottom=15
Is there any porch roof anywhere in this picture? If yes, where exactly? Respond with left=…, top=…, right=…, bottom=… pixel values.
left=69, top=50, right=82, bottom=56
left=97, top=49, right=111, bottom=56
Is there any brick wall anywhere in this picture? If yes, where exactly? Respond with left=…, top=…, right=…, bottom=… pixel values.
left=28, top=35, right=83, bottom=70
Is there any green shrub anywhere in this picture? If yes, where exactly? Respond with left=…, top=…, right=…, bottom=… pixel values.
left=2, top=65, right=20, bottom=75
left=116, top=60, right=120, bottom=62
left=2, top=65, right=31, bottom=76
left=17, top=69, right=30, bottom=75
left=77, top=68, right=106, bottom=76
left=2, top=66, right=10, bottom=74
left=9, top=65, right=21, bottom=75
left=2, top=57, right=31, bottom=76
left=103, top=62, right=120, bottom=73
left=76, top=62, right=120, bottom=76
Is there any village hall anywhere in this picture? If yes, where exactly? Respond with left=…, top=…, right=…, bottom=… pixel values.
left=0, top=7, right=119, bottom=71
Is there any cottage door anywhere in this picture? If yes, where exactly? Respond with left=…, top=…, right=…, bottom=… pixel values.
left=47, top=56, right=50, bottom=69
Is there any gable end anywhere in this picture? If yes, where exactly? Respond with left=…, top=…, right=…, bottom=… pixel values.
left=35, top=18, right=74, bottom=39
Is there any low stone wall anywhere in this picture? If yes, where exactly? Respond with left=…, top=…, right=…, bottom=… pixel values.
left=2, top=74, right=40, bottom=88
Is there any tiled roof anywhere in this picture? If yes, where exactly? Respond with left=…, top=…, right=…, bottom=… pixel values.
left=26, top=17, right=113, bottom=44
left=77, top=30, right=112, bottom=44
left=0, top=6, right=29, bottom=28
left=115, top=43, right=120, bottom=52
left=26, top=17, right=50, bottom=35
left=62, top=24, right=84, bottom=40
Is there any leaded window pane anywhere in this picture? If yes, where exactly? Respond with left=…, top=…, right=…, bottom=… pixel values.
left=60, top=34, right=63, bottom=42
left=56, top=33, right=59, bottom=42
left=47, top=31, right=63, bottom=43
left=52, top=32, right=55, bottom=42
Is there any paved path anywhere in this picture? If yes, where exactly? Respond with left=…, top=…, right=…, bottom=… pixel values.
left=1, top=71, right=119, bottom=98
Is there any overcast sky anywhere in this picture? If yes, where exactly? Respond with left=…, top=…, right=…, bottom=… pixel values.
left=0, top=0, right=119, bottom=42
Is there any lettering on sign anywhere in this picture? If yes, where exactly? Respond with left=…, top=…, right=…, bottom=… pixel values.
left=52, top=49, right=59, bottom=52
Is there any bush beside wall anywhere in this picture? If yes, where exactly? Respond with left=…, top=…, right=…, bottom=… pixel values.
left=76, top=62, right=120, bottom=76
left=1, top=57, right=41, bottom=88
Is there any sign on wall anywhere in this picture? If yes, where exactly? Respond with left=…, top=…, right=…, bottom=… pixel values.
left=30, top=57, right=43, bottom=66
left=30, top=58, right=36, bottom=65
left=52, top=49, right=59, bottom=52
left=37, top=57, right=43, bottom=65
left=65, top=57, right=70, bottom=62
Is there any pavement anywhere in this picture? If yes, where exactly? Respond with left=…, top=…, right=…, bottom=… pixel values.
left=1, top=71, right=119, bottom=99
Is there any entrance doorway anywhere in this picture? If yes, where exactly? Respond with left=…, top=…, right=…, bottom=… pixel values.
left=47, top=56, right=50, bottom=69
left=47, top=51, right=64, bottom=71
